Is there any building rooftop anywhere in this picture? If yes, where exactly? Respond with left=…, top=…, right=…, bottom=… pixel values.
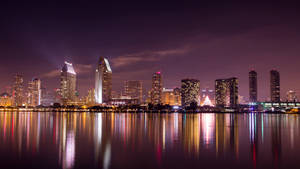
left=62, top=61, right=76, bottom=75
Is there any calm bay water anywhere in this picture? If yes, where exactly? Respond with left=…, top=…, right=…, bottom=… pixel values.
left=0, top=112, right=299, bottom=169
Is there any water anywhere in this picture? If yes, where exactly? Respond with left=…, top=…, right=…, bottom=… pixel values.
left=0, top=112, right=299, bottom=169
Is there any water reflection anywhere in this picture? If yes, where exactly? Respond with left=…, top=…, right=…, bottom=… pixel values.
left=0, top=112, right=300, bottom=169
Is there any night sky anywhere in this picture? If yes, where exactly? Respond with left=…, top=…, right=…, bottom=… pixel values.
left=1, top=1, right=300, bottom=101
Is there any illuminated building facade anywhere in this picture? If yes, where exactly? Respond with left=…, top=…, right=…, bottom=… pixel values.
left=27, top=78, right=42, bottom=106
left=12, top=74, right=24, bottom=107
left=95, top=57, right=112, bottom=104
left=124, top=80, right=143, bottom=104
left=286, top=90, right=297, bottom=102
left=173, top=87, right=182, bottom=106
left=54, top=88, right=62, bottom=103
left=215, top=77, right=238, bottom=108
left=86, top=89, right=95, bottom=105
left=162, top=88, right=181, bottom=106
left=41, top=88, right=55, bottom=106
left=162, top=88, right=173, bottom=105
left=151, top=72, right=162, bottom=104
left=249, top=70, right=257, bottom=102
left=181, top=79, right=200, bottom=107
left=0, top=93, right=12, bottom=106
left=146, top=90, right=152, bottom=104
left=60, top=61, right=77, bottom=105
left=110, top=96, right=139, bottom=105
left=270, top=70, right=280, bottom=102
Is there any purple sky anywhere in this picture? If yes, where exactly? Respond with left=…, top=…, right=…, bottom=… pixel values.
left=1, top=2, right=300, bottom=101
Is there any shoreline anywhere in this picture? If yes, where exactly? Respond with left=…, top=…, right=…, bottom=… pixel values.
left=0, top=107, right=297, bottom=114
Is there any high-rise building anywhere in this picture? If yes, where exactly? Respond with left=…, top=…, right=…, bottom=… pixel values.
left=60, top=61, right=77, bottom=105
left=249, top=70, right=258, bottom=103
left=286, top=90, right=297, bottom=102
left=270, top=70, right=280, bottom=102
left=162, top=88, right=182, bottom=106
left=95, top=57, right=112, bottom=104
left=27, top=78, right=41, bottom=106
left=181, top=79, right=200, bottom=107
left=12, top=74, right=24, bottom=107
left=215, top=77, right=238, bottom=108
left=124, top=80, right=143, bottom=104
left=151, top=72, right=162, bottom=104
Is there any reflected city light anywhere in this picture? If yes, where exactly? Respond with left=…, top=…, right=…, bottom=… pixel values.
left=103, top=142, right=111, bottom=169
left=0, top=112, right=299, bottom=169
left=64, top=131, right=75, bottom=169
left=202, top=114, right=215, bottom=145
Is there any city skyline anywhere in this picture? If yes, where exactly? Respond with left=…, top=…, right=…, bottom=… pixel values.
left=3, top=59, right=298, bottom=104
left=1, top=2, right=300, bottom=101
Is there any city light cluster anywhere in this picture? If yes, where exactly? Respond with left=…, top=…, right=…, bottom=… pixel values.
left=1, top=57, right=299, bottom=113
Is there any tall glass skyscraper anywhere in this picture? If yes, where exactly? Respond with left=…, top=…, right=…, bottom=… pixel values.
left=12, top=74, right=24, bottom=107
left=60, top=61, right=77, bottom=105
left=270, top=70, right=280, bottom=102
left=27, top=78, right=41, bottom=106
left=95, top=57, right=112, bottom=104
left=249, top=70, right=257, bottom=102
left=151, top=72, right=162, bottom=104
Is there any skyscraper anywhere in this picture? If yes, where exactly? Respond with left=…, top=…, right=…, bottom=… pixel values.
left=12, top=74, right=24, bottom=107
left=270, top=70, right=280, bottom=102
left=249, top=70, right=257, bottom=103
left=95, top=57, right=112, bottom=104
left=124, top=80, right=143, bottom=104
left=27, top=78, right=41, bottom=106
left=151, top=72, right=162, bottom=104
left=181, top=79, right=200, bottom=107
left=215, top=77, right=238, bottom=108
left=60, top=61, right=77, bottom=105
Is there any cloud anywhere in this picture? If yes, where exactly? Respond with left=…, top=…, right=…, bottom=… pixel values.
left=41, top=64, right=93, bottom=78
left=112, top=46, right=190, bottom=68
left=113, top=68, right=153, bottom=80
left=41, top=70, right=60, bottom=78
left=75, top=64, right=93, bottom=74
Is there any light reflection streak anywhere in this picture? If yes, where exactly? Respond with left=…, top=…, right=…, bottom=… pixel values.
left=103, top=142, right=111, bottom=169
left=202, top=114, right=215, bottom=145
left=261, top=115, right=264, bottom=143
left=94, top=113, right=102, bottom=164
left=163, top=119, right=165, bottom=151
left=63, top=131, right=75, bottom=169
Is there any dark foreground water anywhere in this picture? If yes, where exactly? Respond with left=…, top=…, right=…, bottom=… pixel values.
left=0, top=112, right=299, bottom=169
